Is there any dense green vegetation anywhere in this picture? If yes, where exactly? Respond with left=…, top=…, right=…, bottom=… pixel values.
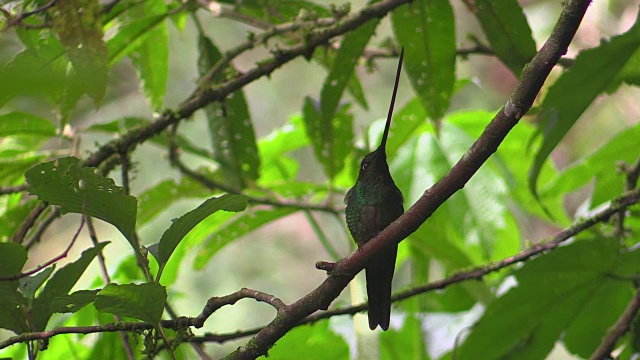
left=1, top=0, right=639, bottom=359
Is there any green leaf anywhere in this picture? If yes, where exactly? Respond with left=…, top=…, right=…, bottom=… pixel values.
left=94, top=283, right=166, bottom=325
left=227, top=0, right=330, bottom=25
left=49, top=0, right=108, bottom=105
left=314, top=46, right=370, bottom=109
left=0, top=44, right=67, bottom=104
left=18, top=266, right=55, bottom=301
left=198, top=34, right=261, bottom=189
left=395, top=122, right=514, bottom=262
left=107, top=15, right=168, bottom=66
left=542, top=123, right=640, bottom=207
left=0, top=112, right=56, bottom=137
left=303, top=99, right=354, bottom=180
left=195, top=207, right=297, bottom=269
left=0, top=155, right=48, bottom=188
left=456, top=239, right=640, bottom=359
left=380, top=314, right=429, bottom=360
left=385, top=97, right=428, bottom=159
left=51, top=289, right=100, bottom=313
left=32, top=242, right=109, bottom=331
left=467, top=0, right=536, bottom=75
left=0, top=243, right=28, bottom=333
left=137, top=178, right=210, bottom=227
left=319, top=18, right=378, bottom=124
left=610, top=47, right=640, bottom=90
left=25, top=157, right=138, bottom=244
left=448, top=109, right=566, bottom=221
left=391, top=0, right=456, bottom=120
left=0, top=242, right=27, bottom=277
left=128, top=0, right=169, bottom=110
left=529, top=16, right=640, bottom=197
left=264, top=321, right=348, bottom=360
left=155, top=194, right=248, bottom=278
left=257, top=115, right=310, bottom=184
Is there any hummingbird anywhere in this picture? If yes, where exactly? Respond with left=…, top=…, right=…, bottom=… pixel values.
left=345, top=48, right=404, bottom=331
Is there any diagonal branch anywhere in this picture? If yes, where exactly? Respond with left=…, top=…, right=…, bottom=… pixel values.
left=224, top=0, right=593, bottom=358
left=12, top=0, right=412, bottom=246
left=82, top=0, right=413, bottom=171
left=589, top=287, right=640, bottom=360
left=2, top=185, right=638, bottom=351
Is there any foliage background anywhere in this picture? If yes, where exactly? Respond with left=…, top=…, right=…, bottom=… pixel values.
left=0, top=0, right=640, bottom=359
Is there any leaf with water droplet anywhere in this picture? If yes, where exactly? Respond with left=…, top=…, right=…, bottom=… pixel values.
left=392, top=0, right=455, bottom=122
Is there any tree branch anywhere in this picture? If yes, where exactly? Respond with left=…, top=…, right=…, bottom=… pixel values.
left=194, top=288, right=286, bottom=328
left=589, top=287, right=640, bottom=360
left=2, top=185, right=638, bottom=350
left=0, top=216, right=84, bottom=281
left=223, top=0, right=592, bottom=358
left=167, top=126, right=341, bottom=213
left=0, top=184, right=28, bottom=195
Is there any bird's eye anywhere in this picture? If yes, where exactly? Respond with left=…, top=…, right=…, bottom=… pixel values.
left=361, top=163, right=368, bottom=171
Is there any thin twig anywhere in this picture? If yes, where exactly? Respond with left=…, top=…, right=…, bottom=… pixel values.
left=0, top=216, right=84, bottom=281
left=615, top=155, right=640, bottom=237
left=195, top=288, right=286, bottom=328
left=2, top=0, right=58, bottom=29
left=167, top=126, right=340, bottom=213
left=304, top=210, right=341, bottom=261
left=12, top=203, right=46, bottom=244
left=223, top=0, right=595, bottom=357
left=24, top=208, right=60, bottom=250
left=589, top=287, right=640, bottom=360
left=2, top=185, right=639, bottom=349
left=0, top=184, right=28, bottom=195
left=85, top=216, right=135, bottom=360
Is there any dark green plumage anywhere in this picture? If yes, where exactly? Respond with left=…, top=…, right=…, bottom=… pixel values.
left=344, top=48, right=404, bottom=331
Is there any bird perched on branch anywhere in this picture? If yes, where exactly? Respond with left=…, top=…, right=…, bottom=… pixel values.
left=345, top=47, right=405, bottom=331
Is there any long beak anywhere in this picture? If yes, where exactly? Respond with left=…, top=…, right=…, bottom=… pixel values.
left=378, top=47, right=404, bottom=152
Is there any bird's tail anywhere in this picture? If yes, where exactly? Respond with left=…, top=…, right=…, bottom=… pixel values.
left=365, top=244, right=397, bottom=331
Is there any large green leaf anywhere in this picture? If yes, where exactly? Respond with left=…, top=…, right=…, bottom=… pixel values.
left=448, top=109, right=566, bottom=221
left=18, top=266, right=55, bottom=301
left=107, top=14, right=168, bottom=66
left=198, top=34, right=261, bottom=189
left=137, top=178, right=210, bottom=227
left=31, top=242, right=109, bottom=331
left=542, top=123, right=640, bottom=207
left=391, top=0, right=456, bottom=120
left=456, top=239, right=640, bottom=359
left=610, top=47, right=640, bottom=90
left=313, top=47, right=369, bottom=110
left=257, top=115, right=310, bottom=184
left=94, top=283, right=166, bottom=325
left=303, top=99, right=354, bottom=180
left=49, top=0, right=108, bottom=105
left=0, top=155, right=48, bottom=188
left=466, top=0, right=536, bottom=75
left=385, top=97, right=428, bottom=159
left=529, top=15, right=640, bottom=197
left=25, top=157, right=138, bottom=244
left=153, top=194, right=248, bottom=279
left=395, top=122, right=515, bottom=262
left=229, top=0, right=330, bottom=24
left=51, top=289, right=100, bottom=313
left=319, top=18, right=378, bottom=125
left=380, top=314, right=429, bottom=360
left=194, top=207, right=297, bottom=269
left=264, top=321, right=348, bottom=360
left=0, top=112, right=56, bottom=137
left=0, top=37, right=66, bottom=104
left=0, top=243, right=28, bottom=334
left=128, top=0, right=169, bottom=110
